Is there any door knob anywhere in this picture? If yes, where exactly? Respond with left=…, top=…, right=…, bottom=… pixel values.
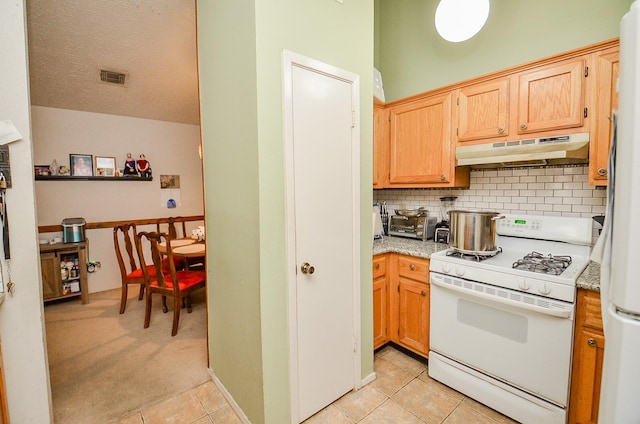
left=301, top=262, right=315, bottom=274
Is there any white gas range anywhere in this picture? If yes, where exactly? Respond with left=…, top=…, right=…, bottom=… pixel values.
left=428, top=214, right=592, bottom=424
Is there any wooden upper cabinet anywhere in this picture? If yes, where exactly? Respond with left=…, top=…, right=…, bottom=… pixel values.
left=455, top=78, right=509, bottom=143
left=516, top=57, right=587, bottom=135
left=373, top=104, right=389, bottom=188
left=388, top=92, right=454, bottom=185
left=590, top=47, right=619, bottom=186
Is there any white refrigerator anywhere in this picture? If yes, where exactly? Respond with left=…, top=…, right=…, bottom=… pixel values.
left=595, top=1, right=640, bottom=422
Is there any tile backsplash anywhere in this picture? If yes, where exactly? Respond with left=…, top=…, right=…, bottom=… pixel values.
left=373, top=165, right=606, bottom=244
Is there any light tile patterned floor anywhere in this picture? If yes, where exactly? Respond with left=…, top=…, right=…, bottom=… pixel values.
left=304, top=346, right=518, bottom=424
left=115, top=345, right=517, bottom=424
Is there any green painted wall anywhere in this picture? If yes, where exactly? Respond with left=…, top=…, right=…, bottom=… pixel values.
left=197, top=0, right=264, bottom=422
left=197, top=1, right=374, bottom=423
left=376, top=0, right=632, bottom=102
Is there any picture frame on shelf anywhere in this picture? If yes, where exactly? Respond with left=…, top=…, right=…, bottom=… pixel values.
left=94, top=156, right=116, bottom=177
left=70, top=154, right=93, bottom=177
left=34, top=165, right=50, bottom=176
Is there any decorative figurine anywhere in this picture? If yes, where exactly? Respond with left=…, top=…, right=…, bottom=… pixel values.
left=137, top=154, right=151, bottom=178
left=123, top=153, right=137, bottom=175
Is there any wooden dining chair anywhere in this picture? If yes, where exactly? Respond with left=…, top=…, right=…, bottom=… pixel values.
left=157, top=216, right=186, bottom=239
left=113, top=223, right=160, bottom=314
left=135, top=231, right=206, bottom=336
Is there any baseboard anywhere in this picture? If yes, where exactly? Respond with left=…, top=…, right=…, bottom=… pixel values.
left=208, top=368, right=376, bottom=422
left=361, top=371, right=376, bottom=387
left=208, top=368, right=251, bottom=424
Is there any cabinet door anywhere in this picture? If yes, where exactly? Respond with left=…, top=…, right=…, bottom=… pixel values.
left=373, top=105, right=389, bottom=188
left=373, top=275, right=387, bottom=349
left=389, top=93, right=453, bottom=185
left=570, top=290, right=605, bottom=424
left=373, top=255, right=388, bottom=349
left=590, top=47, right=619, bottom=186
left=40, top=252, right=60, bottom=300
left=456, top=78, right=509, bottom=143
left=517, top=58, right=586, bottom=134
left=570, top=328, right=605, bottom=424
left=397, top=277, right=429, bottom=356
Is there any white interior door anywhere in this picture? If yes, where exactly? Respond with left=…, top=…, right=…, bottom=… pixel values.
left=284, top=51, right=360, bottom=423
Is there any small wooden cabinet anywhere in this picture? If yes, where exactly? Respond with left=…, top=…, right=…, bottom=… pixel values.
left=569, top=289, right=605, bottom=423
left=590, top=47, right=619, bottom=186
left=455, top=56, right=589, bottom=148
left=40, top=241, right=89, bottom=304
left=373, top=255, right=388, bottom=349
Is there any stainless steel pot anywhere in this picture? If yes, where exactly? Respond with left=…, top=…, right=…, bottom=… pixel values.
left=449, top=210, right=504, bottom=253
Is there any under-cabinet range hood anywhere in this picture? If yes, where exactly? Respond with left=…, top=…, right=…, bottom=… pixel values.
left=456, top=132, right=590, bottom=168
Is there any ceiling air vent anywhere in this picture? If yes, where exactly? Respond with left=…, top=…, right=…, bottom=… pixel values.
left=99, top=69, right=127, bottom=86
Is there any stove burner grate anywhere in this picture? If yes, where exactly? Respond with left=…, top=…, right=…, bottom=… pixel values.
left=446, top=247, right=502, bottom=262
left=512, top=251, right=572, bottom=275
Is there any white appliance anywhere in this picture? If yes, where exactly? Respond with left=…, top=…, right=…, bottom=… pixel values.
left=429, top=214, right=591, bottom=424
left=373, top=204, right=384, bottom=239
left=593, top=2, right=640, bottom=422
left=373, top=67, right=385, bottom=103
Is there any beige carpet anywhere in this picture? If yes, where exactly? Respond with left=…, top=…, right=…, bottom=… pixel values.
left=44, top=287, right=210, bottom=424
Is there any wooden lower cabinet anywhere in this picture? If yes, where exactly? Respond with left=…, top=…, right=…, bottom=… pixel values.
left=373, top=255, right=388, bottom=349
left=569, top=289, right=605, bottom=423
left=373, top=253, right=429, bottom=358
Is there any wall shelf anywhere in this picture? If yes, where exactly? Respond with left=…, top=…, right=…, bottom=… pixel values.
left=35, top=175, right=153, bottom=182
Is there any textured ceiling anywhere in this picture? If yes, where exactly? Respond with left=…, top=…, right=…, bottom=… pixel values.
left=26, top=0, right=200, bottom=125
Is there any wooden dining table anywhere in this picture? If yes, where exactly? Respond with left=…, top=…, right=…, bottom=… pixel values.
left=158, top=238, right=206, bottom=270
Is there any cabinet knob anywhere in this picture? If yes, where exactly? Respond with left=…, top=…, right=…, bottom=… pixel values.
left=421, top=290, right=427, bottom=296
left=587, top=337, right=597, bottom=347
left=598, top=168, right=608, bottom=176
left=440, top=174, right=446, bottom=181
left=497, top=127, right=504, bottom=134
left=520, top=123, right=528, bottom=130
left=375, top=263, right=380, bottom=270
left=409, top=264, right=415, bottom=270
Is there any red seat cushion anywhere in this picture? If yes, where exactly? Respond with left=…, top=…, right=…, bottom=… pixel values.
left=150, top=270, right=206, bottom=290
left=127, top=264, right=160, bottom=279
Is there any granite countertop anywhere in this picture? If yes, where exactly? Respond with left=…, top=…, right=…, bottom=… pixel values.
left=373, top=236, right=602, bottom=292
left=576, top=261, right=601, bottom=292
left=373, top=236, right=449, bottom=259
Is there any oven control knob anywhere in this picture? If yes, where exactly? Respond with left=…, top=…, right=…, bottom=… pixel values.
left=455, top=267, right=465, bottom=277
left=518, top=279, right=530, bottom=291
left=537, top=282, right=551, bottom=295
left=441, top=263, right=451, bottom=274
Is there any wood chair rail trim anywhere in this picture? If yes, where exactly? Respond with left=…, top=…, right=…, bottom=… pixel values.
left=38, top=215, right=204, bottom=233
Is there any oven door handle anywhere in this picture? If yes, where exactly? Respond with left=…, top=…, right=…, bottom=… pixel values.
left=430, top=277, right=572, bottom=319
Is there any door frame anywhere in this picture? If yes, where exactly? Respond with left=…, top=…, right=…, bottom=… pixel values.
left=282, top=49, right=361, bottom=423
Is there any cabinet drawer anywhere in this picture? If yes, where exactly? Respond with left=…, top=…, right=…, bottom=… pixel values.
left=373, top=255, right=387, bottom=279
left=397, top=255, right=429, bottom=282
left=583, top=290, right=603, bottom=331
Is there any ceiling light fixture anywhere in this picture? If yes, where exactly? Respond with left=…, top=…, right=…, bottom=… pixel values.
left=435, top=0, right=490, bottom=43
